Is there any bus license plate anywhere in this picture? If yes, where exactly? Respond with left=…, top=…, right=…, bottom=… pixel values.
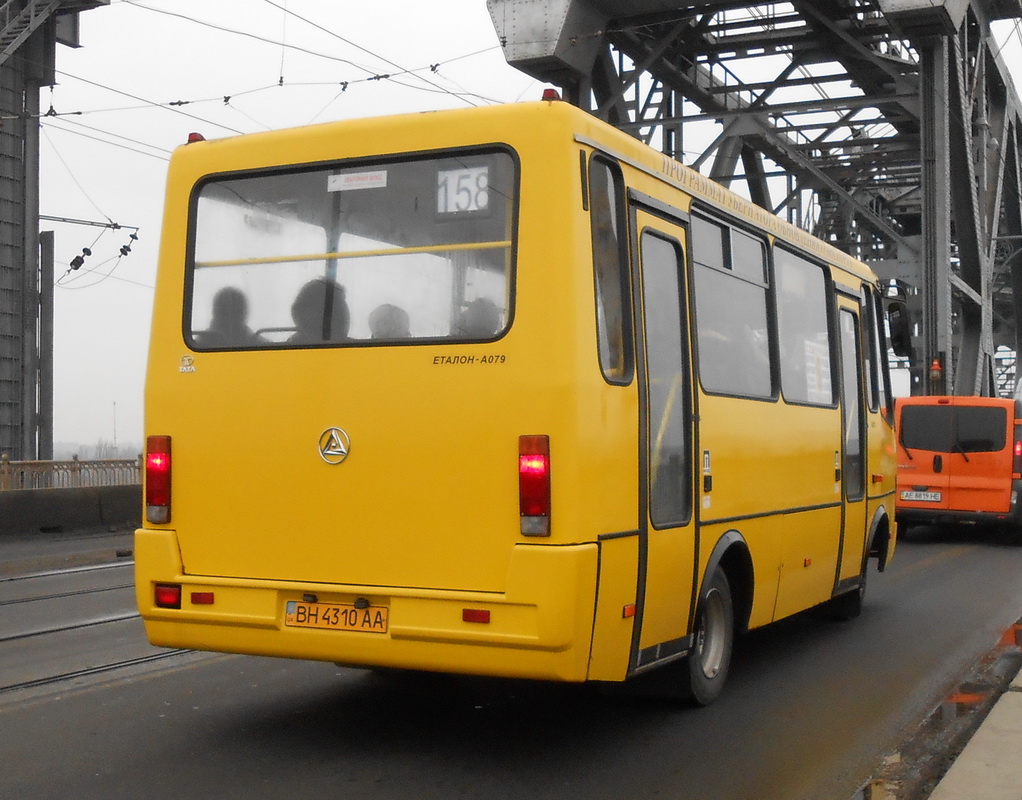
left=284, top=601, right=389, bottom=634
left=900, top=490, right=941, bottom=502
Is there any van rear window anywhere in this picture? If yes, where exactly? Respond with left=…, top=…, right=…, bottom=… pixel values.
left=900, top=405, right=1007, bottom=453
left=185, top=149, right=517, bottom=349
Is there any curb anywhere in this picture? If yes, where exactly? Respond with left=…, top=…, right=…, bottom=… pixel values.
left=926, top=667, right=1022, bottom=799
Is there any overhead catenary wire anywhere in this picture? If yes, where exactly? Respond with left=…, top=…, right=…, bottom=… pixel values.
left=119, top=0, right=378, bottom=76
left=41, top=119, right=170, bottom=161
left=33, top=65, right=246, bottom=135
left=25, top=3, right=529, bottom=288
left=255, top=0, right=482, bottom=106
left=8, top=40, right=509, bottom=128
left=55, top=253, right=153, bottom=291
left=43, top=116, right=172, bottom=159
left=277, top=0, right=287, bottom=84
left=41, top=127, right=115, bottom=225
left=120, top=0, right=484, bottom=107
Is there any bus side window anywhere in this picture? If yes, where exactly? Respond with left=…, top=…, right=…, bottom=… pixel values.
left=589, top=157, right=632, bottom=383
left=862, top=287, right=894, bottom=423
left=691, top=215, right=771, bottom=398
left=775, top=249, right=834, bottom=406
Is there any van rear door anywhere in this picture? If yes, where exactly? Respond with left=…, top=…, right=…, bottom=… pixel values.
left=944, top=400, right=1012, bottom=514
left=897, top=400, right=952, bottom=511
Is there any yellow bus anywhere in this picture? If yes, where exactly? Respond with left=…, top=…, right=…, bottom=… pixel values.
left=136, top=99, right=902, bottom=704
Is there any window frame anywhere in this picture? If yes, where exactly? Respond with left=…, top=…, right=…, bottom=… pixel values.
left=588, top=153, right=635, bottom=385
left=182, top=144, right=521, bottom=352
left=772, top=243, right=839, bottom=409
left=690, top=208, right=776, bottom=401
left=638, top=226, right=693, bottom=529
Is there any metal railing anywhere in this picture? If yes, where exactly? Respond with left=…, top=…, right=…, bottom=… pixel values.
left=0, top=455, right=141, bottom=491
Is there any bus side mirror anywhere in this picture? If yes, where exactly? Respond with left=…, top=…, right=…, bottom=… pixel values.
left=886, top=300, right=912, bottom=358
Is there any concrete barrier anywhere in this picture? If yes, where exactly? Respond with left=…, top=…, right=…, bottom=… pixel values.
left=0, top=485, right=141, bottom=535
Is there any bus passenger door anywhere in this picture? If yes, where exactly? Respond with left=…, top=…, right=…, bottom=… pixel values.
left=837, top=305, right=868, bottom=583
left=631, top=207, right=697, bottom=669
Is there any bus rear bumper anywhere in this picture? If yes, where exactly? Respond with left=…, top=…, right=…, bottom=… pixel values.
left=134, top=529, right=599, bottom=682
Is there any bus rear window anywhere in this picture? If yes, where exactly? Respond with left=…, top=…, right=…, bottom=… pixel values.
left=186, top=149, right=517, bottom=349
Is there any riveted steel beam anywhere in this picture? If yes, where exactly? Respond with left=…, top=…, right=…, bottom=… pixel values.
left=490, top=0, right=1022, bottom=395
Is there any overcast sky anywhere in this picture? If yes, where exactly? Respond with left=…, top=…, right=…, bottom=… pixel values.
left=40, top=1, right=1022, bottom=451
left=43, top=0, right=540, bottom=451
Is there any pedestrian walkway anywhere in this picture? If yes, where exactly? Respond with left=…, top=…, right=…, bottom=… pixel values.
left=927, top=667, right=1022, bottom=800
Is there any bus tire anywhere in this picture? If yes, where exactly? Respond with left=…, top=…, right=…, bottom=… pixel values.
left=685, top=567, right=734, bottom=706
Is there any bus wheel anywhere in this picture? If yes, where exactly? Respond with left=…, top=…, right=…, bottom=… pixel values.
left=686, top=568, right=734, bottom=706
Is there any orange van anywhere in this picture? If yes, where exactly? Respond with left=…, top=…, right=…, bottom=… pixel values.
left=895, top=396, right=1022, bottom=529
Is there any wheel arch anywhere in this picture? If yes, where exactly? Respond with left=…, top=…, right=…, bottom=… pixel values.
left=701, top=530, right=754, bottom=634
left=866, top=505, right=892, bottom=573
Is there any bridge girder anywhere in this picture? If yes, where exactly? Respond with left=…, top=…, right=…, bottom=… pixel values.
left=489, top=0, right=1022, bottom=396
left=0, top=0, right=107, bottom=460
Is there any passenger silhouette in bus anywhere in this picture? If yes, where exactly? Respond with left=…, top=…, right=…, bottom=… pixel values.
left=196, top=286, right=263, bottom=347
left=369, top=303, right=411, bottom=339
left=289, top=278, right=350, bottom=344
left=453, top=297, right=501, bottom=338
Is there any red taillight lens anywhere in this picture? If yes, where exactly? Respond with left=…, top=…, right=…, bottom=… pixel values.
left=519, top=434, right=550, bottom=536
left=146, top=435, right=172, bottom=524
left=154, top=583, right=182, bottom=609
left=1013, top=440, right=1022, bottom=475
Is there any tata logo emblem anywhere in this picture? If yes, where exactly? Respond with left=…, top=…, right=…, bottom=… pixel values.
left=318, top=427, right=351, bottom=465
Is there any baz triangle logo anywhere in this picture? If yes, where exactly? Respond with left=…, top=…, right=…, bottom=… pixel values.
left=318, top=427, right=351, bottom=464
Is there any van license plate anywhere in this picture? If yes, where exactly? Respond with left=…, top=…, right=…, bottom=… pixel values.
left=284, top=601, right=389, bottom=634
left=900, top=490, right=941, bottom=502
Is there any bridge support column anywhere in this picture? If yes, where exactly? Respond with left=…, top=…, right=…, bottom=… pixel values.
left=920, top=39, right=954, bottom=395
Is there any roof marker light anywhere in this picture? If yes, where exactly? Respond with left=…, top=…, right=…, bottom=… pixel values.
left=187, top=132, right=206, bottom=143
left=542, top=89, right=562, bottom=101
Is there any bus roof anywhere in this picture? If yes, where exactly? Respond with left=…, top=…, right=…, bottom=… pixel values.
left=173, top=100, right=878, bottom=285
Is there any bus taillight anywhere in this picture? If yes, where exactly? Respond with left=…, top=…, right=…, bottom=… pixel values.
left=154, top=583, right=182, bottom=609
left=1014, top=439, right=1022, bottom=476
left=519, top=435, right=551, bottom=536
left=146, top=435, right=172, bottom=524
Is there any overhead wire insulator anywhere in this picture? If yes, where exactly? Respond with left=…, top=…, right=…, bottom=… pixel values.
left=69, top=246, right=92, bottom=270
left=119, top=231, right=139, bottom=257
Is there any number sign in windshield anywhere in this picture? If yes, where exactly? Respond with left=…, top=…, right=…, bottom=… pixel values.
left=437, top=166, right=489, bottom=214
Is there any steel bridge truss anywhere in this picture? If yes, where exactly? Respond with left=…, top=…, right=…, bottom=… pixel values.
left=489, top=0, right=1022, bottom=395
left=0, top=0, right=105, bottom=460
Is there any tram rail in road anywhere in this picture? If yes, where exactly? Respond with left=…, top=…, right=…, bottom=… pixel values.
left=0, top=561, right=193, bottom=694
left=1, top=531, right=1022, bottom=799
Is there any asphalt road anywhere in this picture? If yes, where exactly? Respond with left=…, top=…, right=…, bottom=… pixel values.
left=2, top=525, right=1022, bottom=800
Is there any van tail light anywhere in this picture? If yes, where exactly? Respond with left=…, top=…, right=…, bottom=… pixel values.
left=146, top=435, right=172, bottom=524
left=519, top=435, right=551, bottom=536
left=1013, top=439, right=1022, bottom=476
